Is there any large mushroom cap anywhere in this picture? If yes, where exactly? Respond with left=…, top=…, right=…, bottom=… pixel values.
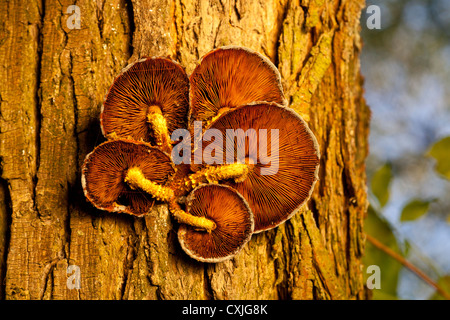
left=189, top=46, right=287, bottom=126
left=201, top=102, right=320, bottom=232
left=178, top=184, right=254, bottom=263
left=81, top=139, right=175, bottom=216
left=101, top=57, right=189, bottom=142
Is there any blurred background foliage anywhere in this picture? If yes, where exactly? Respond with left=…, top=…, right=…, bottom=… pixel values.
left=361, top=0, right=450, bottom=299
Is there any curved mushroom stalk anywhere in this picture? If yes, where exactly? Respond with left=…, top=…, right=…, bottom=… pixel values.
left=125, top=166, right=174, bottom=202
left=146, top=105, right=172, bottom=154
left=181, top=162, right=250, bottom=193
left=123, top=166, right=217, bottom=232
left=169, top=201, right=216, bottom=232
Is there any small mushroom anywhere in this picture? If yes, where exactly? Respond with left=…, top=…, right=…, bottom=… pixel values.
left=178, top=184, right=254, bottom=263
left=189, top=46, right=287, bottom=127
left=81, top=139, right=175, bottom=216
left=100, top=57, right=189, bottom=152
left=198, top=102, right=320, bottom=232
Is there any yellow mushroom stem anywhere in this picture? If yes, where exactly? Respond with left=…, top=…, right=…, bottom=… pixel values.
left=125, top=167, right=175, bottom=202
left=169, top=201, right=216, bottom=232
left=183, top=163, right=249, bottom=192
left=124, top=167, right=216, bottom=231
left=147, top=105, right=172, bottom=153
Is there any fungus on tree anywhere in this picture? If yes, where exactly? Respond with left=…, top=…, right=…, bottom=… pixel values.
left=81, top=139, right=175, bottom=217
left=195, top=102, right=320, bottom=232
left=100, top=57, right=189, bottom=153
left=123, top=169, right=219, bottom=232
left=83, top=47, right=319, bottom=263
left=178, top=184, right=254, bottom=263
left=189, top=46, right=287, bottom=127
left=124, top=166, right=218, bottom=232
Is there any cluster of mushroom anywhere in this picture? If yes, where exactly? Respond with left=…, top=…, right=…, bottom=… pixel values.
left=81, top=47, right=320, bottom=263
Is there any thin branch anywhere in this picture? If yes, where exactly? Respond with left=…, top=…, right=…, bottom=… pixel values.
left=366, top=233, right=450, bottom=300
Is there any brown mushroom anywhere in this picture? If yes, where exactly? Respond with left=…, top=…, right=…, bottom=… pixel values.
left=81, top=139, right=175, bottom=216
left=189, top=46, right=287, bottom=127
left=82, top=139, right=219, bottom=230
left=100, top=57, right=189, bottom=152
left=196, top=102, right=320, bottom=232
left=178, top=184, right=254, bottom=263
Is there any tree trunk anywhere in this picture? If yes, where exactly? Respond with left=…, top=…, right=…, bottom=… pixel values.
left=0, top=0, right=370, bottom=300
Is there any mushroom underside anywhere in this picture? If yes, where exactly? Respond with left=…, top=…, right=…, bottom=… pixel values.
left=81, top=139, right=175, bottom=216
left=199, top=102, right=320, bottom=232
left=178, top=184, right=254, bottom=263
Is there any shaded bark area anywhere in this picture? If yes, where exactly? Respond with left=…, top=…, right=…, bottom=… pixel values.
left=0, top=0, right=370, bottom=299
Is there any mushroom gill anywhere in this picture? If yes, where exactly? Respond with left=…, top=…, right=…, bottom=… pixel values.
left=199, top=102, right=320, bottom=232
left=81, top=139, right=175, bottom=216
left=189, top=46, right=287, bottom=127
left=178, top=184, right=254, bottom=263
left=101, top=57, right=189, bottom=152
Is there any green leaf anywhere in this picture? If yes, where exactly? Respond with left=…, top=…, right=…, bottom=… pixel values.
left=363, top=205, right=402, bottom=299
left=400, top=199, right=431, bottom=222
left=371, top=290, right=399, bottom=300
left=371, top=163, right=393, bottom=208
left=428, top=136, right=450, bottom=180
left=430, top=275, right=450, bottom=300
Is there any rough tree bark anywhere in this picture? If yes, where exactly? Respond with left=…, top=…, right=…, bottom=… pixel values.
left=0, top=0, right=370, bottom=299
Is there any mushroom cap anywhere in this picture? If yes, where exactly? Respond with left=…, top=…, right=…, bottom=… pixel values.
left=199, top=102, right=320, bottom=232
left=178, top=184, right=254, bottom=263
left=81, top=139, right=175, bottom=217
left=101, top=57, right=189, bottom=142
left=188, top=46, right=287, bottom=127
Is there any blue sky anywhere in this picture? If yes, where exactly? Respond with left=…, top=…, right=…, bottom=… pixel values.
left=361, top=0, right=450, bottom=299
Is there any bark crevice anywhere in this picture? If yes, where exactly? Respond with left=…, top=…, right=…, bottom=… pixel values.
left=33, top=0, right=45, bottom=220
left=0, top=179, right=12, bottom=300
left=125, top=0, right=135, bottom=59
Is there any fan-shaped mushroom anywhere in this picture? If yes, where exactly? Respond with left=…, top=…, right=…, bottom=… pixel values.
left=101, top=57, right=189, bottom=153
left=189, top=46, right=287, bottom=127
left=178, top=184, right=254, bottom=263
left=81, top=139, right=175, bottom=217
left=195, top=102, right=320, bottom=232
